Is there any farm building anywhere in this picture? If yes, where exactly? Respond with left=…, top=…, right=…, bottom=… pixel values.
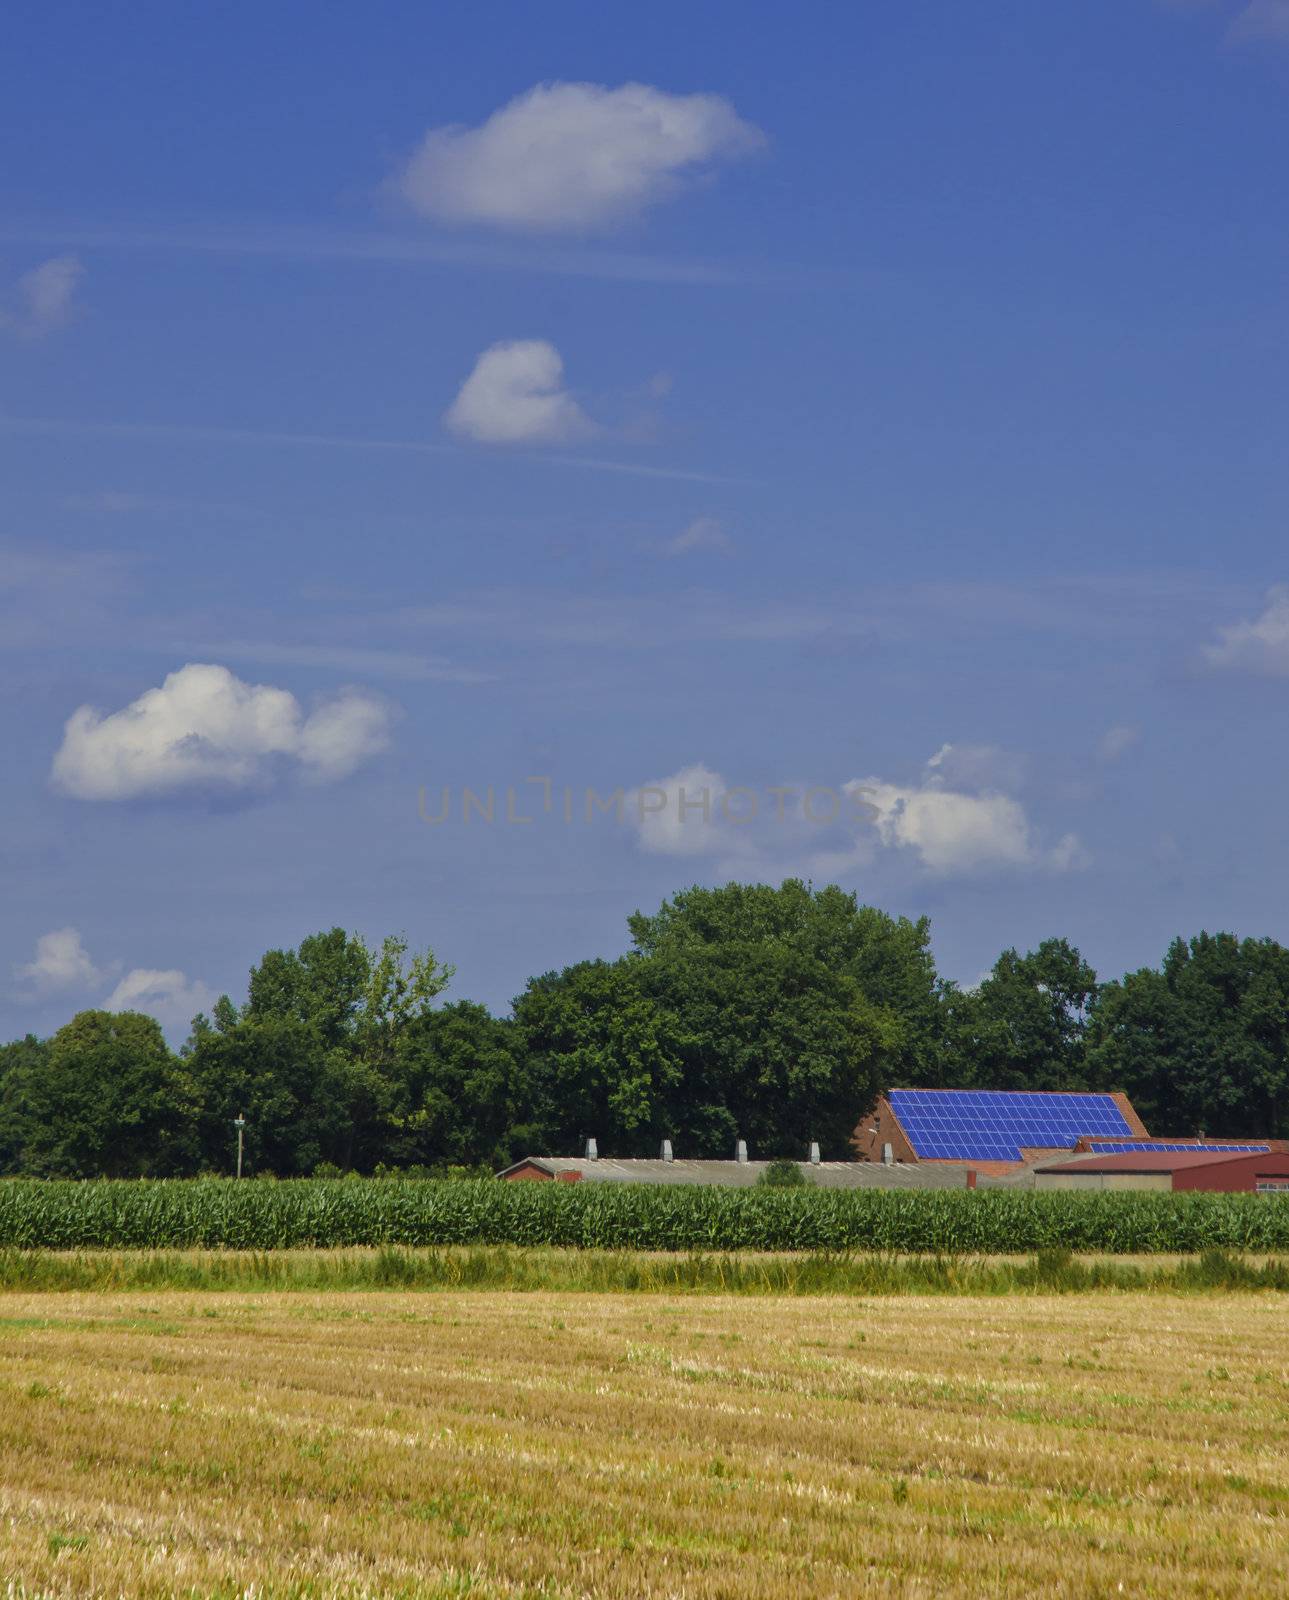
left=1034, top=1149, right=1289, bottom=1193
left=853, top=1088, right=1150, bottom=1174
left=497, top=1151, right=972, bottom=1189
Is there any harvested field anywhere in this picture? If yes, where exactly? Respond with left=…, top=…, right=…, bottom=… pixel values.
left=0, top=1289, right=1285, bottom=1597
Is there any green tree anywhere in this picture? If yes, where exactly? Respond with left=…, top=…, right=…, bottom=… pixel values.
left=1088, top=932, right=1289, bottom=1137
left=516, top=883, right=913, bottom=1159
left=0, top=1034, right=49, bottom=1174
left=244, top=928, right=372, bottom=1048
left=514, top=960, right=683, bottom=1156
left=194, top=928, right=455, bottom=1171
left=15, top=1011, right=197, bottom=1177
left=948, top=938, right=1099, bottom=1092
left=188, top=1015, right=355, bottom=1175
left=642, top=934, right=901, bottom=1157
left=628, top=880, right=947, bottom=1087
left=386, top=1002, right=531, bottom=1169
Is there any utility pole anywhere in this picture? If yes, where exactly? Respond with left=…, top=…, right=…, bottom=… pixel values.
left=233, top=1112, right=247, bottom=1179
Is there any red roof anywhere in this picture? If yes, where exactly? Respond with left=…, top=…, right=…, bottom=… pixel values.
left=1041, top=1149, right=1287, bottom=1175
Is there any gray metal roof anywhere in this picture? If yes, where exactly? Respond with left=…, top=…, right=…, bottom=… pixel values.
left=496, top=1157, right=971, bottom=1189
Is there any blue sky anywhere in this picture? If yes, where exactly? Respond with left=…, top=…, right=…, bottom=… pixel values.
left=2, top=0, right=1288, bottom=1038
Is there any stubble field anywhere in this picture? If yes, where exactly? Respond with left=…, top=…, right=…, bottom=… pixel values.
left=0, top=1286, right=1285, bottom=1599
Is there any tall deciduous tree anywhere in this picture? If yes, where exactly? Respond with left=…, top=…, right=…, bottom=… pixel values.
left=386, top=1001, right=532, bottom=1169
left=191, top=928, right=454, bottom=1172
left=16, top=1011, right=196, bottom=1177
left=0, top=1035, right=50, bottom=1174
left=1088, top=933, right=1289, bottom=1138
left=948, top=939, right=1099, bottom=1092
left=517, top=882, right=920, bottom=1158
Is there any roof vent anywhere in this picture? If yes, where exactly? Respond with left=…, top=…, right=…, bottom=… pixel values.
left=660, top=1138, right=674, bottom=1162
left=809, top=1141, right=821, bottom=1165
left=735, top=1138, right=748, bottom=1164
left=585, top=1137, right=598, bottom=1161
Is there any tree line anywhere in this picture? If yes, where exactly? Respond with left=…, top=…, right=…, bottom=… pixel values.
left=3, top=880, right=1288, bottom=1178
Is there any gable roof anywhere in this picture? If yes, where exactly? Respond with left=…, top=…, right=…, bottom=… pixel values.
left=885, top=1088, right=1141, bottom=1163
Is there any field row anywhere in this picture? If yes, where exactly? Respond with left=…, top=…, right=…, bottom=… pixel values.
left=3, top=1178, right=1289, bottom=1252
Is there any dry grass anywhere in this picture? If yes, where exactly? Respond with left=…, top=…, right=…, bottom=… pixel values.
left=0, top=1289, right=1285, bottom=1598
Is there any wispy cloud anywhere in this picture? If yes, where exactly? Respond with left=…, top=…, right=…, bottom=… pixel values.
left=0, top=218, right=750, bottom=288
left=0, top=255, right=84, bottom=338
left=1097, top=725, right=1142, bottom=764
left=662, top=516, right=734, bottom=556
left=1159, top=0, right=1289, bottom=43
left=195, top=639, right=496, bottom=684
left=14, top=928, right=106, bottom=996
left=0, top=542, right=130, bottom=651
left=1231, top=0, right=1289, bottom=41
left=1204, top=586, right=1289, bottom=675
left=106, top=967, right=215, bottom=1032
left=0, top=414, right=746, bottom=486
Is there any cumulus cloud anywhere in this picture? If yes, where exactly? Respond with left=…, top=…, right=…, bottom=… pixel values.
left=625, top=763, right=873, bottom=878
left=1, top=255, right=84, bottom=338
left=846, top=750, right=1083, bottom=875
left=630, top=763, right=735, bottom=857
left=51, top=663, right=392, bottom=801
left=1205, top=587, right=1289, bottom=675
left=620, top=746, right=1082, bottom=878
left=394, top=81, right=764, bottom=232
left=444, top=340, right=595, bottom=446
left=106, top=968, right=216, bottom=1033
left=664, top=516, right=733, bottom=556
left=15, top=928, right=104, bottom=994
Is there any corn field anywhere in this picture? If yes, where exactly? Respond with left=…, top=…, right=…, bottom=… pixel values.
left=0, top=1178, right=1287, bottom=1252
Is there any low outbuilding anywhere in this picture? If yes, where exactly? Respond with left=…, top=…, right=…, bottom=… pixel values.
left=497, top=1155, right=972, bottom=1189
left=1034, top=1149, right=1289, bottom=1193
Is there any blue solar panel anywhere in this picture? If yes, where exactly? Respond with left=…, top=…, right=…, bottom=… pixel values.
left=1084, top=1141, right=1269, bottom=1155
left=888, top=1089, right=1134, bottom=1161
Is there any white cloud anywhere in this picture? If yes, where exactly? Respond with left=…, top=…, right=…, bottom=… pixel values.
left=1205, top=587, right=1289, bottom=675
left=630, top=762, right=736, bottom=857
left=2, top=255, right=84, bottom=338
left=625, top=762, right=875, bottom=880
left=444, top=340, right=595, bottom=446
left=394, top=81, right=764, bottom=232
left=51, top=663, right=392, bottom=801
left=1097, top=724, right=1141, bottom=764
left=1232, top=0, right=1289, bottom=39
left=15, top=928, right=104, bottom=995
left=664, top=516, right=733, bottom=556
left=106, top=968, right=216, bottom=1033
left=618, top=745, right=1083, bottom=879
left=925, top=742, right=1028, bottom=792
left=846, top=750, right=1083, bottom=875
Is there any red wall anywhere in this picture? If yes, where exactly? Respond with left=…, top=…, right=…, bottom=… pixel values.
left=1171, top=1152, right=1289, bottom=1191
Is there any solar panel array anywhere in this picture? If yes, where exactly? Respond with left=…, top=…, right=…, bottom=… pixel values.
left=887, top=1090, right=1134, bottom=1161
left=1082, top=1141, right=1269, bottom=1155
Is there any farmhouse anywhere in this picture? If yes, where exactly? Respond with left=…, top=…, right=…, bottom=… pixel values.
left=853, top=1088, right=1152, bottom=1175
left=1034, top=1148, right=1289, bottom=1193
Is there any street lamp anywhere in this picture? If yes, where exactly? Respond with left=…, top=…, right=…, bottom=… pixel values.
left=232, top=1112, right=247, bottom=1179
